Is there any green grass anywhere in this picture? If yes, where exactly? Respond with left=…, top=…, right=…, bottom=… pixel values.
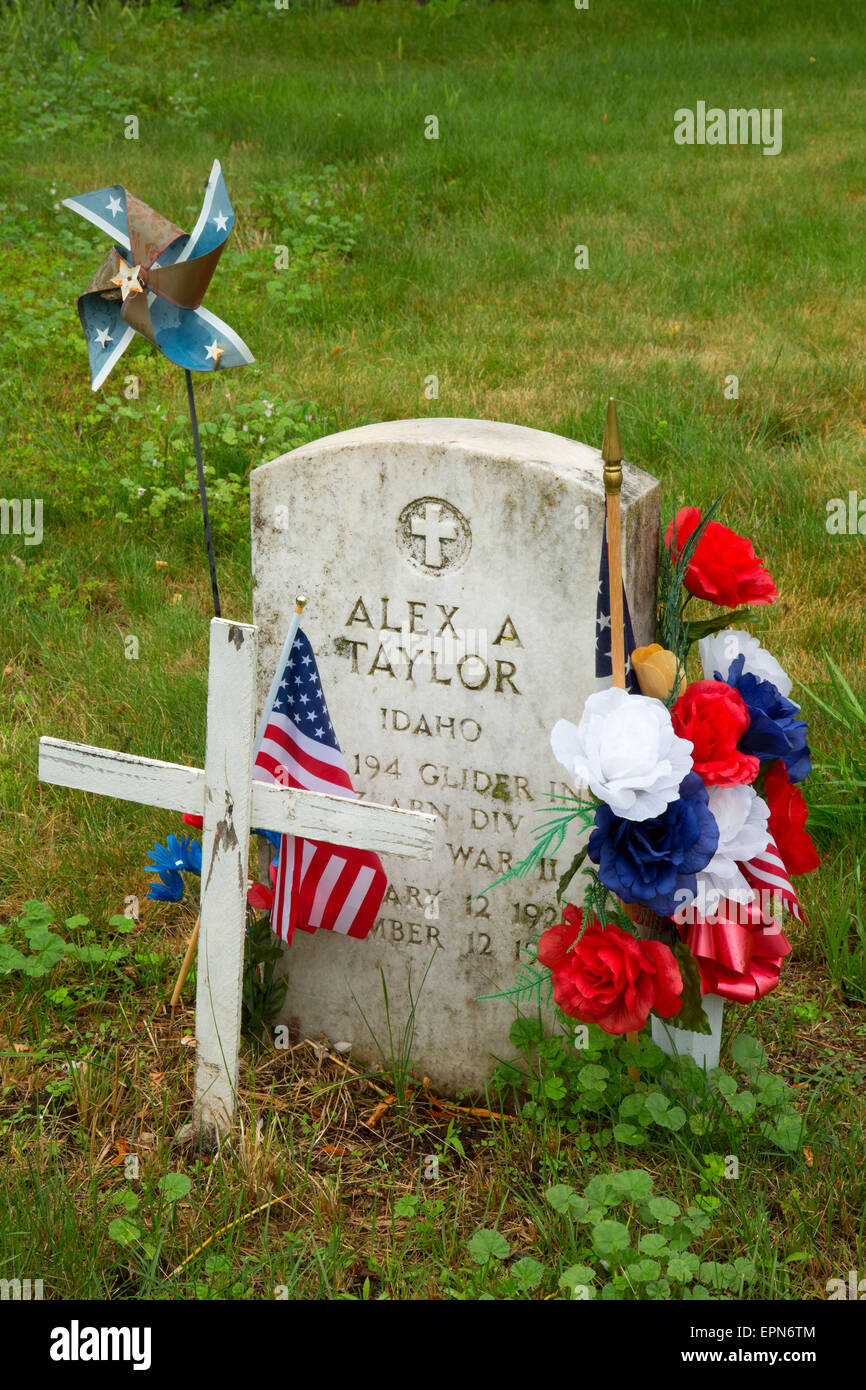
left=0, top=0, right=864, bottom=1301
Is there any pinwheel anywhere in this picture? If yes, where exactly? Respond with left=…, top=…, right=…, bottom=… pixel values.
left=64, top=159, right=253, bottom=390
left=63, top=161, right=254, bottom=615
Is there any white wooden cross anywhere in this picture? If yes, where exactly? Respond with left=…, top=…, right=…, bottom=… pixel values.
left=38, top=618, right=436, bottom=1136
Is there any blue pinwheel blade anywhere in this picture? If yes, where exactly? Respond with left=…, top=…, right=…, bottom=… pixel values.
left=168, top=159, right=234, bottom=266
left=77, top=293, right=135, bottom=391
left=63, top=185, right=130, bottom=249
left=148, top=295, right=254, bottom=373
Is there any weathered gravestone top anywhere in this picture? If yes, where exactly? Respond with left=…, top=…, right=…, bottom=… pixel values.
left=251, top=418, right=659, bottom=1093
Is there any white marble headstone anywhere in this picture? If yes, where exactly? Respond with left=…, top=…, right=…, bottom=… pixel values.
left=250, top=418, right=659, bottom=1094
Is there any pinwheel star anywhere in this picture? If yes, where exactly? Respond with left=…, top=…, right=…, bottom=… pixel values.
left=63, top=160, right=253, bottom=391
left=111, top=258, right=144, bottom=301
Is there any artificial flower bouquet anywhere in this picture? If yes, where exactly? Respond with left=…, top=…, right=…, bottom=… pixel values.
left=533, top=504, right=821, bottom=1038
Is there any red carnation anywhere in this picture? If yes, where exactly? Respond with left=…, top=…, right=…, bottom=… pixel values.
left=665, top=507, right=778, bottom=608
left=671, top=680, right=759, bottom=785
left=537, top=907, right=682, bottom=1035
left=764, top=760, right=821, bottom=876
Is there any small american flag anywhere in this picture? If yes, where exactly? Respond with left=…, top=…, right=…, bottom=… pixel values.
left=741, top=833, right=802, bottom=922
left=252, top=629, right=386, bottom=944
left=597, top=505, right=640, bottom=693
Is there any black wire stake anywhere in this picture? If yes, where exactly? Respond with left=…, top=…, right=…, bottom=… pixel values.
left=185, top=368, right=221, bottom=618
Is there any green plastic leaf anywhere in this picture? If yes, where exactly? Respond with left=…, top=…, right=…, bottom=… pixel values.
left=468, top=1229, right=510, bottom=1265
left=557, top=848, right=587, bottom=904
left=591, top=1220, right=631, bottom=1258
left=662, top=942, right=712, bottom=1033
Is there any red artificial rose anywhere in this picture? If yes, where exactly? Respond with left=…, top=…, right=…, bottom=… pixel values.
left=671, top=680, right=759, bottom=785
left=537, top=907, right=682, bottom=1034
left=665, top=507, right=778, bottom=608
left=764, top=760, right=821, bottom=876
left=247, top=860, right=277, bottom=912
left=679, top=897, right=791, bottom=1002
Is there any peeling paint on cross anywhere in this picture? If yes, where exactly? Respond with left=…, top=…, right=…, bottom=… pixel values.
left=38, top=618, right=436, bottom=1137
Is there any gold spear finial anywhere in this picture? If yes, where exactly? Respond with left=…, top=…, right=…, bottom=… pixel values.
left=602, top=396, right=623, bottom=493
left=295, top=592, right=308, bottom=613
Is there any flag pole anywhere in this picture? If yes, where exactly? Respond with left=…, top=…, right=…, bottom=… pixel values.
left=602, top=398, right=640, bottom=1075
left=602, top=398, right=625, bottom=691
left=253, top=593, right=308, bottom=758
left=185, top=368, right=221, bottom=619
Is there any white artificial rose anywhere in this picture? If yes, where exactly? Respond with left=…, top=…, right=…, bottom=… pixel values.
left=550, top=686, right=694, bottom=822
left=695, top=785, right=770, bottom=911
left=699, top=629, right=793, bottom=698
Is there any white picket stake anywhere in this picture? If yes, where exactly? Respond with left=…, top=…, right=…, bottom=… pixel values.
left=651, top=993, right=724, bottom=1071
left=38, top=617, right=436, bottom=1136
left=192, top=620, right=258, bottom=1133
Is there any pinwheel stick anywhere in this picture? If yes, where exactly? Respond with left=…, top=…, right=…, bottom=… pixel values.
left=185, top=369, right=221, bottom=619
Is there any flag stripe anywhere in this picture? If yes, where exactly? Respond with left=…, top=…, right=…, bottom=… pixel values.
left=252, top=628, right=387, bottom=945
left=741, top=833, right=802, bottom=921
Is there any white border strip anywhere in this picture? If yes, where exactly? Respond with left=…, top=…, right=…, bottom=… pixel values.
left=62, top=195, right=130, bottom=250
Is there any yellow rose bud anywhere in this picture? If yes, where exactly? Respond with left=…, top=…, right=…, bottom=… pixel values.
left=631, top=644, right=681, bottom=702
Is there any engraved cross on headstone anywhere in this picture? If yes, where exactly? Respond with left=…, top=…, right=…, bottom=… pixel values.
left=411, top=501, right=457, bottom=567
left=38, top=618, right=436, bottom=1135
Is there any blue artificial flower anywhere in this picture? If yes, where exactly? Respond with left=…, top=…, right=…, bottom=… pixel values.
left=146, top=868, right=184, bottom=902
left=252, top=827, right=282, bottom=852
left=714, top=654, right=811, bottom=782
left=145, top=831, right=202, bottom=902
left=146, top=832, right=202, bottom=878
left=587, top=772, right=720, bottom=917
